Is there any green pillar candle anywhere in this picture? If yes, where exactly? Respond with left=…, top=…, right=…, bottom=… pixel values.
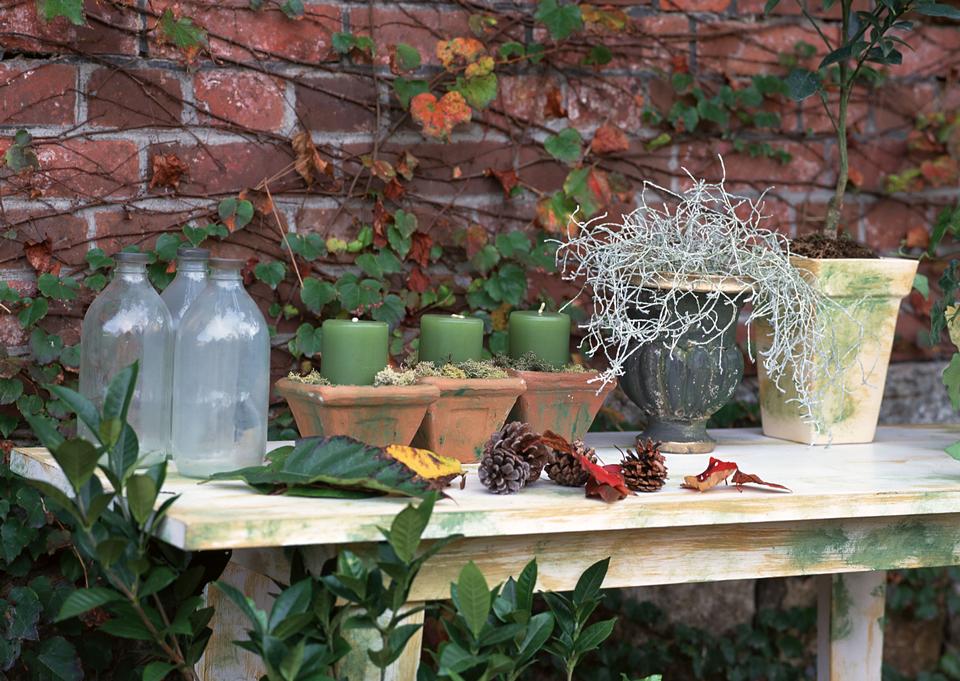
left=418, top=314, right=484, bottom=364
left=508, top=307, right=571, bottom=368
left=321, top=318, right=388, bottom=385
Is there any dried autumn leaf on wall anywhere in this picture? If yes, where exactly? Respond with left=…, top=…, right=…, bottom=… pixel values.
left=437, top=37, right=487, bottom=71
left=149, top=152, right=189, bottom=190
left=544, top=88, right=567, bottom=119
left=408, top=232, right=433, bottom=267
left=408, top=266, right=430, bottom=293
left=581, top=4, right=629, bottom=31
left=410, top=91, right=472, bottom=140
left=486, top=167, right=519, bottom=197
left=24, top=238, right=57, bottom=275
left=681, top=457, right=790, bottom=492
left=591, top=124, right=629, bottom=155
left=292, top=131, right=332, bottom=186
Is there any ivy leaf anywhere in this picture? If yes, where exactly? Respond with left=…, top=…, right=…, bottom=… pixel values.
left=499, top=41, right=525, bottom=60
left=535, top=0, right=583, bottom=40
left=495, top=232, right=531, bottom=258
left=0, top=378, right=23, bottom=405
left=944, top=353, right=960, bottom=411
left=254, top=261, right=286, bottom=289
left=471, top=245, right=500, bottom=274
left=393, top=79, right=430, bottom=110
left=280, top=0, right=303, bottom=18
left=85, top=248, right=114, bottom=271
left=18, top=297, right=48, bottom=328
left=371, top=294, right=407, bottom=329
left=393, top=210, right=418, bottom=239
left=4, top=129, right=40, bottom=172
left=494, top=264, right=527, bottom=306
left=36, top=0, right=84, bottom=25
left=784, top=68, right=821, bottom=101
left=388, top=226, right=411, bottom=259
left=218, top=198, right=254, bottom=231
left=563, top=166, right=611, bottom=218
left=393, top=43, right=421, bottom=71
left=301, top=278, right=336, bottom=312
left=158, top=9, right=208, bottom=51
left=37, top=273, right=78, bottom=301
left=582, top=45, right=612, bottom=67
left=453, top=73, right=498, bottom=110
left=356, top=253, right=384, bottom=279
left=30, top=328, right=63, bottom=364
left=544, top=128, right=582, bottom=164
left=410, top=91, right=472, bottom=140
left=289, top=323, right=322, bottom=358
left=285, top=233, right=326, bottom=261
left=154, top=233, right=183, bottom=262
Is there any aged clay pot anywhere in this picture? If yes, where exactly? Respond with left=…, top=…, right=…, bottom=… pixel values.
left=755, top=256, right=918, bottom=444
left=275, top=378, right=440, bottom=447
left=507, top=370, right=613, bottom=443
left=618, top=276, right=749, bottom=454
left=412, top=376, right=527, bottom=462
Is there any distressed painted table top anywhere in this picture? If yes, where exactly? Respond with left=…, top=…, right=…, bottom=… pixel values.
left=11, top=425, right=960, bottom=552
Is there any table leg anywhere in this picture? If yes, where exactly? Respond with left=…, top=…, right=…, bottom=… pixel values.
left=817, top=571, right=886, bottom=680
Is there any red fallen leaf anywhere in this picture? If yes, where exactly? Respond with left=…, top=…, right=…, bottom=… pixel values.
left=410, top=91, right=472, bottom=140
left=485, top=168, right=519, bottom=198
left=384, top=178, right=405, bottom=202
left=578, top=452, right=632, bottom=503
left=408, top=266, right=430, bottom=293
left=24, top=238, right=56, bottom=275
left=682, top=457, right=790, bottom=493
left=904, top=225, right=930, bottom=250
left=408, top=231, right=433, bottom=268
left=149, top=152, right=189, bottom=190
left=544, top=88, right=566, bottom=119
left=591, top=124, right=629, bottom=155
left=730, top=470, right=791, bottom=492
left=541, top=430, right=575, bottom=455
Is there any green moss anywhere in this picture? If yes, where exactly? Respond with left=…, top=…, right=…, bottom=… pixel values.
left=786, top=527, right=850, bottom=571
left=373, top=366, right=418, bottom=387
left=831, top=575, right=853, bottom=641
left=493, top=352, right=589, bottom=373
left=415, top=360, right=508, bottom=380
left=287, top=370, right=330, bottom=386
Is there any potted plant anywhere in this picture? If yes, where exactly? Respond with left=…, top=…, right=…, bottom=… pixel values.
left=755, top=0, right=960, bottom=443
left=557, top=169, right=847, bottom=452
left=496, top=353, right=615, bottom=443
left=411, top=360, right=526, bottom=463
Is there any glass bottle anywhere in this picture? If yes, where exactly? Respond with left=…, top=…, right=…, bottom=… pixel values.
left=172, top=258, right=269, bottom=478
left=161, top=247, right=209, bottom=329
left=79, top=252, right=173, bottom=465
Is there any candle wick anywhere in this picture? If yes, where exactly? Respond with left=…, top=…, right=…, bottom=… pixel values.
left=538, top=302, right=545, bottom=315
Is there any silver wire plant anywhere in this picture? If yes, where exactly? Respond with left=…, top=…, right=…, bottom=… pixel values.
left=555, top=163, right=863, bottom=431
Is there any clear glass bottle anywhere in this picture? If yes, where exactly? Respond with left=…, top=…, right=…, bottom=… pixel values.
left=161, top=247, right=209, bottom=329
left=172, top=258, right=269, bottom=478
left=79, top=252, right=173, bottom=465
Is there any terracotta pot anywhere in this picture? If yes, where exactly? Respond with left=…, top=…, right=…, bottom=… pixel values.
left=413, top=377, right=527, bottom=462
left=507, top=370, right=613, bottom=442
left=275, top=378, right=440, bottom=447
left=755, top=256, right=918, bottom=445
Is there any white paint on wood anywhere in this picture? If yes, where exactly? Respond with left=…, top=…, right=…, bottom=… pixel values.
left=817, top=571, right=886, bottom=680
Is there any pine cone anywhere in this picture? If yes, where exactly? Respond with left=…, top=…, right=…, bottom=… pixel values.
left=478, top=449, right=530, bottom=494
left=483, top=421, right=552, bottom=483
left=620, top=438, right=668, bottom=492
left=546, top=440, right=597, bottom=487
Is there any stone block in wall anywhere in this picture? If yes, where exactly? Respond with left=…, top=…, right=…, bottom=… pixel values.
left=620, top=579, right=757, bottom=635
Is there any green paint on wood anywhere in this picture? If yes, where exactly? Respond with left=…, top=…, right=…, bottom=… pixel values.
left=832, top=574, right=853, bottom=641
left=786, top=527, right=850, bottom=571
left=847, top=520, right=959, bottom=570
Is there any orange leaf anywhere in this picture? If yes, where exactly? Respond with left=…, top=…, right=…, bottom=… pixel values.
left=24, top=238, right=55, bottom=275
left=292, top=131, right=332, bottom=186
left=847, top=166, right=864, bottom=188
left=591, top=124, right=629, bottom=155
left=436, top=37, right=486, bottom=72
left=485, top=167, right=518, bottom=197
left=464, top=224, right=488, bottom=258
left=904, top=225, right=930, bottom=250
left=408, top=232, right=433, bottom=267
left=396, top=151, right=419, bottom=181
left=149, top=152, right=189, bottom=190
left=410, top=91, right=472, bottom=140
left=544, top=88, right=566, bottom=119
left=581, top=4, right=629, bottom=31
left=681, top=457, right=738, bottom=491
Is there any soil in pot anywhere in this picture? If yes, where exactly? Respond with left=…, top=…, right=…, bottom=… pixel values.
left=413, top=376, right=526, bottom=462
left=507, top=370, right=613, bottom=443
left=619, top=279, right=748, bottom=454
left=275, top=378, right=440, bottom=447
left=755, top=256, right=918, bottom=445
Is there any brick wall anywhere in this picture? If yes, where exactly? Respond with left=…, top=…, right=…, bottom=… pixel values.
left=1, top=0, right=959, bottom=362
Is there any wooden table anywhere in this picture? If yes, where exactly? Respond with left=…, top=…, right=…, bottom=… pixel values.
left=13, top=425, right=960, bottom=680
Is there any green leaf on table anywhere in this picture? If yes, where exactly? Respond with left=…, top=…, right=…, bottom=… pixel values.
left=945, top=353, right=960, bottom=412
left=126, top=474, right=158, bottom=525
left=535, top=0, right=583, bottom=40
left=301, top=278, right=336, bottom=312
left=947, top=441, right=960, bottom=461
left=254, top=261, right=286, bottom=289
left=784, top=68, right=821, bottom=101
left=544, top=128, right=582, bottom=164
left=56, top=587, right=122, bottom=622
left=207, top=436, right=439, bottom=498
left=37, top=273, right=78, bottom=301
left=454, top=562, right=490, bottom=639
left=52, top=439, right=100, bottom=491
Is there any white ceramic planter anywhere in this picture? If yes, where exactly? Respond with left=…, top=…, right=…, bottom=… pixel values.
left=755, top=256, right=918, bottom=445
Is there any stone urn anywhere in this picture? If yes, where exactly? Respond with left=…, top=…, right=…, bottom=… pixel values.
left=618, top=276, right=749, bottom=453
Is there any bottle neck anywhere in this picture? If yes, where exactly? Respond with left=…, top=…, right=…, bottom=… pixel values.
left=177, top=260, right=208, bottom=274
left=115, top=264, right=148, bottom=283
left=211, top=270, right=243, bottom=288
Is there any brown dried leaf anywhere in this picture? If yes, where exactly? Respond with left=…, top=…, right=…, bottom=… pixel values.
left=24, top=238, right=55, bottom=275
left=397, top=151, right=419, bottom=181
left=408, top=266, right=430, bottom=293
left=384, top=178, right=405, bottom=202
left=408, top=231, right=433, bottom=268
left=540, top=430, right=575, bottom=455
left=149, top=153, right=189, bottom=190
left=591, top=124, right=629, bottom=155
left=544, top=88, right=566, bottom=119
left=485, top=167, right=519, bottom=197
left=292, top=131, right=332, bottom=186
left=730, top=470, right=791, bottom=492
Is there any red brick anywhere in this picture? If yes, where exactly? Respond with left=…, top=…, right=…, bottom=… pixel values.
left=349, top=5, right=471, bottom=68
left=845, top=139, right=909, bottom=194
left=900, top=26, right=960, bottom=75
left=873, top=82, right=939, bottom=132
left=663, top=0, right=729, bottom=11
left=148, top=1, right=340, bottom=63
left=193, top=70, right=286, bottom=132
left=147, top=142, right=296, bottom=195
left=721, top=140, right=830, bottom=187
left=295, top=76, right=377, bottom=133
left=2, top=138, right=140, bottom=199
left=566, top=75, right=645, bottom=130
left=0, top=210, right=89, bottom=267
left=861, top=199, right=932, bottom=254
left=87, top=68, right=183, bottom=128
left=493, top=74, right=563, bottom=125
left=0, top=0, right=138, bottom=55
left=794, top=197, right=863, bottom=241
left=0, top=63, right=76, bottom=126
left=295, top=205, right=362, bottom=240
left=697, top=21, right=836, bottom=77
left=800, top=87, right=870, bottom=135
left=738, top=0, right=870, bottom=16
